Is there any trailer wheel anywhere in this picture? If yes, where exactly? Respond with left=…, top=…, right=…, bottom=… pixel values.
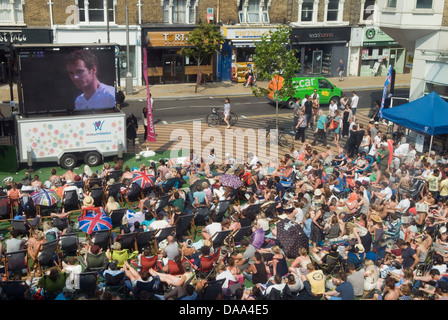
left=84, top=151, right=102, bottom=167
left=61, top=153, right=77, bottom=169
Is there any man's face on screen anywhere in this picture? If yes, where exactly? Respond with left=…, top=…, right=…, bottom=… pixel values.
left=66, top=59, right=97, bottom=91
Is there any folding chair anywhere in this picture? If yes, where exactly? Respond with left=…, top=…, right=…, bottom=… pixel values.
left=1, top=280, right=30, bottom=300
left=88, top=229, right=111, bottom=251
left=0, top=195, right=13, bottom=221
left=244, top=203, right=261, bottom=221
left=135, top=229, right=158, bottom=253
left=155, top=226, right=176, bottom=252
left=174, top=214, right=195, bottom=241
left=36, top=204, right=58, bottom=218
left=227, top=225, right=252, bottom=252
left=200, top=278, right=226, bottom=300
left=86, top=178, right=103, bottom=191
left=110, top=208, right=128, bottom=229
left=195, top=255, right=216, bottom=279
left=62, top=189, right=80, bottom=212
left=262, top=202, right=278, bottom=219
left=59, top=233, right=80, bottom=258
left=106, top=183, right=123, bottom=202
left=159, top=178, right=178, bottom=194
left=138, top=254, right=158, bottom=273
left=102, top=270, right=129, bottom=298
left=155, top=194, right=171, bottom=214
left=3, top=249, right=29, bottom=279
left=210, top=200, right=231, bottom=223
left=9, top=219, right=30, bottom=236
left=125, top=183, right=144, bottom=207
left=118, top=232, right=138, bottom=251
left=211, top=229, right=233, bottom=249
left=77, top=271, right=99, bottom=299
left=107, top=170, right=122, bottom=183
left=90, top=187, right=104, bottom=207
left=194, top=205, right=211, bottom=227
left=36, top=239, right=61, bottom=275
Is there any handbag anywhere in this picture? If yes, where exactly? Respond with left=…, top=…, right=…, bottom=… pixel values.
left=328, top=119, right=339, bottom=130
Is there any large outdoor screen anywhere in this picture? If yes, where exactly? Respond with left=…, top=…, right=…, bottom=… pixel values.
left=18, top=45, right=116, bottom=114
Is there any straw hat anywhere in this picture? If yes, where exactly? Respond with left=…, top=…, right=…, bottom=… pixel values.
left=314, top=189, right=322, bottom=196
left=371, top=214, right=382, bottom=223
left=107, top=178, right=115, bottom=186
left=227, top=168, right=235, bottom=174
left=355, top=243, right=365, bottom=253
left=83, top=196, right=94, bottom=207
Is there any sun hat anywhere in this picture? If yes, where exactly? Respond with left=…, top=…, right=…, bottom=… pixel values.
left=371, top=214, right=382, bottom=223
left=227, top=168, right=235, bottom=174
left=314, top=189, right=322, bottom=196
left=83, top=196, right=94, bottom=207
left=107, top=178, right=116, bottom=186
left=355, top=243, right=365, bottom=253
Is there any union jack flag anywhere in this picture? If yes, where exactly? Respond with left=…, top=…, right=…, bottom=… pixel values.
left=78, top=208, right=112, bottom=234
left=132, top=171, right=155, bottom=189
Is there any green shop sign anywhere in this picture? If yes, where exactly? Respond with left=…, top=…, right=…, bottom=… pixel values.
left=363, top=27, right=398, bottom=46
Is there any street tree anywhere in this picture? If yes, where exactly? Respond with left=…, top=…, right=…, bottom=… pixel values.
left=252, top=26, right=300, bottom=129
left=179, top=22, right=224, bottom=93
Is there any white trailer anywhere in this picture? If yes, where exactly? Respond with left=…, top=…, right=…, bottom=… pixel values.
left=15, top=111, right=127, bottom=169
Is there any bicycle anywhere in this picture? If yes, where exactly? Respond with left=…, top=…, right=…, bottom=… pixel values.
left=206, top=107, right=238, bottom=127
left=259, top=121, right=294, bottom=148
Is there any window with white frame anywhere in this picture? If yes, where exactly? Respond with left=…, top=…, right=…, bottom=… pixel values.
left=78, top=0, right=115, bottom=23
left=361, top=0, right=375, bottom=23
left=238, top=0, right=270, bottom=24
left=386, top=0, right=396, bottom=8
left=162, top=0, right=197, bottom=24
left=416, top=0, right=432, bottom=9
left=0, top=0, right=24, bottom=24
left=326, top=0, right=339, bottom=21
left=301, top=0, right=314, bottom=22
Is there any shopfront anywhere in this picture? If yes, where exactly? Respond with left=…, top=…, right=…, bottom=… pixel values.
left=220, top=26, right=278, bottom=82
left=142, top=26, right=215, bottom=84
left=360, top=27, right=409, bottom=76
left=0, top=28, right=53, bottom=83
left=291, top=27, right=351, bottom=77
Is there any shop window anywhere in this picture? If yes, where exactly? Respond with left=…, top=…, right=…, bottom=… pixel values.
left=78, top=0, right=115, bottom=23
left=238, top=0, right=269, bottom=24
left=0, top=0, right=23, bottom=24
left=163, top=0, right=197, bottom=24
left=386, top=0, right=397, bottom=8
left=425, top=82, right=448, bottom=100
left=361, top=0, right=375, bottom=23
left=301, top=0, right=314, bottom=22
left=416, top=0, right=432, bottom=9
left=326, top=0, right=339, bottom=21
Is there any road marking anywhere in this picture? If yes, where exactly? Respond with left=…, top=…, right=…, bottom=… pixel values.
left=240, top=115, right=247, bottom=119
left=170, top=118, right=204, bottom=124
left=162, top=121, right=168, bottom=124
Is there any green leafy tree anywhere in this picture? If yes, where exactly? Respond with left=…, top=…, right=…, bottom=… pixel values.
left=252, top=26, right=300, bottom=129
left=179, top=22, right=224, bottom=93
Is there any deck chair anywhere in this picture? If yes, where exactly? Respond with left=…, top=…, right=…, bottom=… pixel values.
left=59, top=233, right=80, bottom=258
left=137, top=254, right=158, bottom=273
left=125, top=183, right=143, bottom=207
left=211, top=229, right=233, bottom=249
left=244, top=203, right=261, bottom=221
left=36, top=204, right=58, bottom=217
left=62, top=189, right=80, bottom=212
left=155, top=226, right=176, bottom=252
left=195, top=255, right=216, bottom=279
left=159, top=178, right=178, bottom=194
left=89, top=229, right=111, bottom=251
left=106, top=183, right=122, bottom=201
left=1, top=280, right=30, bottom=300
left=194, top=205, right=211, bottom=226
left=9, top=219, right=30, bottom=236
left=136, top=229, right=158, bottom=252
left=200, top=278, right=226, bottom=300
left=118, top=232, right=138, bottom=251
left=36, top=239, right=61, bottom=274
left=210, top=200, right=231, bottom=223
left=174, top=214, right=195, bottom=241
left=87, top=178, right=103, bottom=191
left=77, top=271, right=99, bottom=299
left=107, top=170, right=122, bottom=183
left=0, top=195, right=12, bottom=220
left=90, top=187, right=104, bottom=207
left=110, top=208, right=127, bottom=229
left=262, top=202, right=278, bottom=219
left=4, top=250, right=29, bottom=279
left=155, top=194, right=171, bottom=214
left=227, top=225, right=252, bottom=252
left=103, top=270, right=129, bottom=298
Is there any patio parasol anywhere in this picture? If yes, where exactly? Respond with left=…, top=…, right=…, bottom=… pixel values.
left=30, top=188, right=59, bottom=206
left=78, top=208, right=112, bottom=235
left=219, top=174, right=244, bottom=189
left=132, top=171, right=155, bottom=190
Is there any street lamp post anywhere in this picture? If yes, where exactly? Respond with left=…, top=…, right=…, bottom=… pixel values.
left=125, top=0, right=133, bottom=95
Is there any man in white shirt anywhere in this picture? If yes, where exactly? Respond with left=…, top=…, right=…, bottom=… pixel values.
left=328, top=99, right=338, bottom=119
left=350, top=91, right=359, bottom=121
left=245, top=152, right=259, bottom=169
left=202, top=221, right=222, bottom=241
left=372, top=181, right=392, bottom=205
left=65, top=50, right=116, bottom=110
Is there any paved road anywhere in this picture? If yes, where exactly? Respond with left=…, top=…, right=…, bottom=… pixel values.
left=121, top=88, right=410, bottom=125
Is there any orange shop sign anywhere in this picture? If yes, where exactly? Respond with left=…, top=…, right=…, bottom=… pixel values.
left=146, top=31, right=190, bottom=47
